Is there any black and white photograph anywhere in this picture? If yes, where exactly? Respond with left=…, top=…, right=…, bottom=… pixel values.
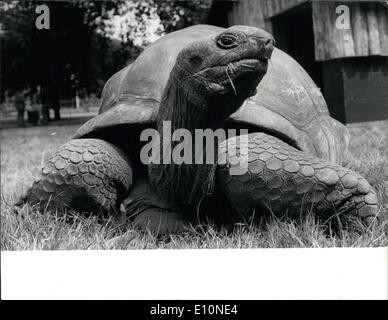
left=1, top=0, right=387, bottom=301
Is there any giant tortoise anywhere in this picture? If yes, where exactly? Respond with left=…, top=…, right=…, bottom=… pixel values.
left=21, top=25, right=379, bottom=234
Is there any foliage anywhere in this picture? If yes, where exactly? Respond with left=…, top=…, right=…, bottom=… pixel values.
left=0, top=0, right=213, bottom=100
left=115, top=0, right=212, bottom=48
left=155, top=0, right=212, bottom=34
left=0, top=0, right=133, bottom=99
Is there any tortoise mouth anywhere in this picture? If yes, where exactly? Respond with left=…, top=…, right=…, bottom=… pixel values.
left=226, top=57, right=268, bottom=73
left=218, top=57, right=269, bottom=77
left=219, top=57, right=268, bottom=97
left=187, top=56, right=269, bottom=97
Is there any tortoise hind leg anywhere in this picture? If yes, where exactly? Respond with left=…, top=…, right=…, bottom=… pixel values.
left=18, top=138, right=133, bottom=214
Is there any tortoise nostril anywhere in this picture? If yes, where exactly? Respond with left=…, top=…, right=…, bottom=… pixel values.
left=263, top=38, right=275, bottom=58
left=264, top=38, right=274, bottom=48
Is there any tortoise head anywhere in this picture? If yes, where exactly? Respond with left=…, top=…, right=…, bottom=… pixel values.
left=169, top=26, right=275, bottom=124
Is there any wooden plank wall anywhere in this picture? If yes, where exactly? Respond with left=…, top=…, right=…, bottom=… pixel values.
left=227, top=0, right=309, bottom=33
left=265, top=0, right=309, bottom=17
left=312, top=1, right=388, bottom=61
left=225, top=0, right=388, bottom=61
left=228, top=0, right=270, bottom=32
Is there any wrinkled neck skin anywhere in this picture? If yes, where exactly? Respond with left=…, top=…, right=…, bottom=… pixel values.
left=148, top=75, right=221, bottom=208
left=158, top=75, right=209, bottom=133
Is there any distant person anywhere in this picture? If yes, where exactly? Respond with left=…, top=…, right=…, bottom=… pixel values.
left=34, top=87, right=43, bottom=124
left=51, top=92, right=61, bottom=121
left=14, top=90, right=26, bottom=127
left=40, top=87, right=51, bottom=125
left=26, top=90, right=40, bottom=126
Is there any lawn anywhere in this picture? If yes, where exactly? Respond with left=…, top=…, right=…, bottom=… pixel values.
left=1, top=121, right=387, bottom=250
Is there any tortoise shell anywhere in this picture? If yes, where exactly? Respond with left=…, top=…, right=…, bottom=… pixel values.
left=74, top=25, right=350, bottom=165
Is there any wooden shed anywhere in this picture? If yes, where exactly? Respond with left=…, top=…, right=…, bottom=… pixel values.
left=207, top=0, right=388, bottom=123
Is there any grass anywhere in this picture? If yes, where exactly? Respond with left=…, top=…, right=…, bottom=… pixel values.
left=1, top=121, right=387, bottom=250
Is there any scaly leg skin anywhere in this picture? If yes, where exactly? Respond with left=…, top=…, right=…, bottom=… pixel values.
left=217, top=133, right=379, bottom=227
left=18, top=139, right=133, bottom=214
left=122, top=179, right=191, bottom=235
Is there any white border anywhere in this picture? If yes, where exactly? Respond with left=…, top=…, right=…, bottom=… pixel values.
left=1, top=248, right=387, bottom=300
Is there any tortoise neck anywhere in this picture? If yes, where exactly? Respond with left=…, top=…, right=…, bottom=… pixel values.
left=157, top=76, right=209, bottom=132
left=149, top=77, right=218, bottom=207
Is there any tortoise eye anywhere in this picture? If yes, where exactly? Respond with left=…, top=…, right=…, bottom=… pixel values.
left=217, top=34, right=238, bottom=49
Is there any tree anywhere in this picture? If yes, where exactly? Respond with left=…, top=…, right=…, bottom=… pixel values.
left=0, top=0, right=213, bottom=113
left=116, top=0, right=212, bottom=49
left=0, top=0, right=134, bottom=117
left=155, top=0, right=212, bottom=34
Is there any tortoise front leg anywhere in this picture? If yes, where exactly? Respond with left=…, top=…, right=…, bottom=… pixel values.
left=217, top=133, right=379, bottom=226
left=18, top=139, right=133, bottom=214
left=122, top=179, right=191, bottom=235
